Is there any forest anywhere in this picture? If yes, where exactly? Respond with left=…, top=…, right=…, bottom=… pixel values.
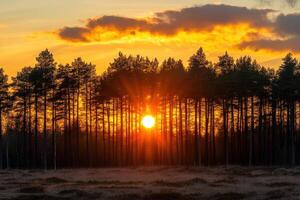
left=0, top=47, right=299, bottom=169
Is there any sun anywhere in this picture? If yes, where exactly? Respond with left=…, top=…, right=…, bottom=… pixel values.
left=142, top=115, right=155, bottom=129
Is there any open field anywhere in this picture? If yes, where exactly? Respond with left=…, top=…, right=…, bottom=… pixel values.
left=1, top=166, right=300, bottom=200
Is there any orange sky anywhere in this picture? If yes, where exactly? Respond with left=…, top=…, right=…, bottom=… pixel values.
left=1, top=0, right=300, bottom=77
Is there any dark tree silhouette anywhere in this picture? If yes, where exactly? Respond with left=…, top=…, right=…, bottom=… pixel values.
left=0, top=69, right=9, bottom=169
left=1, top=48, right=300, bottom=169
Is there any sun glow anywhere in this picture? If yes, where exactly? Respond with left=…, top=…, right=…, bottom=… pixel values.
left=142, top=115, right=156, bottom=129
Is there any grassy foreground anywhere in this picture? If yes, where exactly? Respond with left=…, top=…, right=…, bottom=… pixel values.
left=0, top=166, right=300, bottom=200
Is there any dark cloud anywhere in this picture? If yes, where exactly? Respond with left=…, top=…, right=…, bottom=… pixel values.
left=58, top=27, right=90, bottom=42
left=87, top=15, right=149, bottom=30
left=238, top=36, right=300, bottom=52
left=275, top=13, right=300, bottom=35
left=57, top=4, right=274, bottom=42
left=154, top=5, right=272, bottom=29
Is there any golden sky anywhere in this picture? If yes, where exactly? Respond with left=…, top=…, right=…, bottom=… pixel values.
left=1, top=0, right=300, bottom=77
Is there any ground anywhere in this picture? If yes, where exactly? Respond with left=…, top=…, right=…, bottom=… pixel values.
left=1, top=166, right=300, bottom=200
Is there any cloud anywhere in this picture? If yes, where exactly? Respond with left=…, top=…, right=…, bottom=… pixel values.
left=239, top=13, right=300, bottom=52
left=275, top=13, right=300, bottom=35
left=258, top=0, right=299, bottom=7
left=153, top=5, right=272, bottom=29
left=56, top=3, right=300, bottom=54
left=87, top=16, right=149, bottom=30
left=58, top=27, right=90, bottom=42
left=238, top=36, right=300, bottom=52
left=57, top=4, right=274, bottom=42
left=286, top=0, right=299, bottom=7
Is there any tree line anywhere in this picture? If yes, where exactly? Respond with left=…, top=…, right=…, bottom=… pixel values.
left=0, top=48, right=300, bottom=169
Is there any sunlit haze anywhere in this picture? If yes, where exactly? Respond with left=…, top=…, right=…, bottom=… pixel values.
left=142, top=115, right=156, bottom=129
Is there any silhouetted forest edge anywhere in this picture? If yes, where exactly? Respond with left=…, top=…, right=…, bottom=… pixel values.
left=0, top=47, right=299, bottom=169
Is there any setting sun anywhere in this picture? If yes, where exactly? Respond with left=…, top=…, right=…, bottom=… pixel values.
left=142, top=115, right=155, bottom=129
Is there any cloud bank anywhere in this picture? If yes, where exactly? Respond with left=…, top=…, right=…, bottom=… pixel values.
left=239, top=13, right=300, bottom=52
left=58, top=5, right=273, bottom=41
left=56, top=4, right=300, bottom=53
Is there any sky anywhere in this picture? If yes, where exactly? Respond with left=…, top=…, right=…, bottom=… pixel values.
left=1, top=0, right=300, bottom=77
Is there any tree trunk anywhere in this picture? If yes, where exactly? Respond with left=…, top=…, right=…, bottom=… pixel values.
left=0, top=106, right=2, bottom=169
left=23, top=96, right=27, bottom=168
left=205, top=99, right=209, bottom=165
left=169, top=97, right=173, bottom=165
left=89, top=86, right=92, bottom=166
left=67, top=87, right=71, bottom=166
left=249, top=96, right=254, bottom=166
left=28, top=95, right=32, bottom=168
left=107, top=101, right=111, bottom=165
left=290, top=100, right=295, bottom=166
left=178, top=98, right=183, bottom=165
left=43, top=91, right=47, bottom=170
left=95, top=105, right=98, bottom=166
left=102, top=101, right=106, bottom=166
left=271, top=98, right=277, bottom=165
left=52, top=98, right=56, bottom=170
left=223, top=99, right=229, bottom=166
left=85, top=83, right=89, bottom=167
left=211, top=101, right=216, bottom=165
left=194, top=99, right=199, bottom=165
left=184, top=98, right=188, bottom=165
left=198, top=98, right=202, bottom=166
left=230, top=99, right=235, bottom=163
left=76, top=85, right=80, bottom=166
left=34, top=94, right=38, bottom=168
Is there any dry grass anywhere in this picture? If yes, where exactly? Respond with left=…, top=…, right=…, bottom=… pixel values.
left=19, top=186, right=44, bottom=193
